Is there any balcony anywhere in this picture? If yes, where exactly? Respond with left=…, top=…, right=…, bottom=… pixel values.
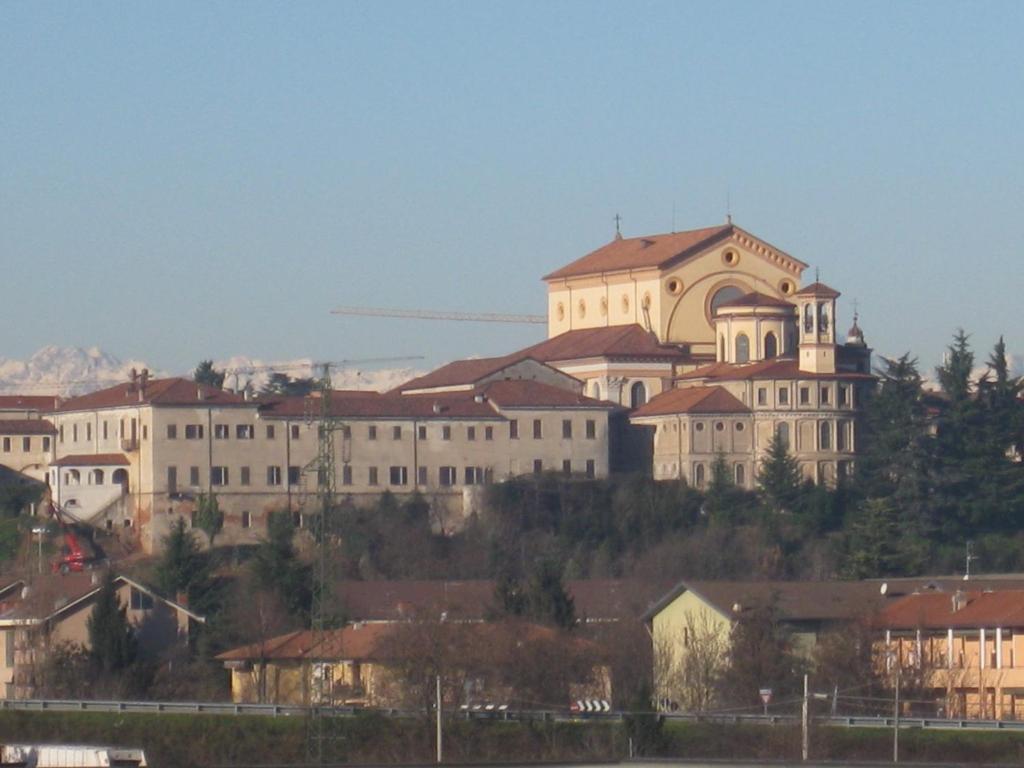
left=120, top=437, right=138, bottom=452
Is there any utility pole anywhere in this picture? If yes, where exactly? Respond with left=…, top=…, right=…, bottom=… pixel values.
left=801, top=673, right=809, bottom=762
left=436, top=674, right=443, bottom=764
left=893, top=662, right=900, bottom=764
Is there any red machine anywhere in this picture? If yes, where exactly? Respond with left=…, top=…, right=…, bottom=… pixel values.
left=47, top=502, right=100, bottom=574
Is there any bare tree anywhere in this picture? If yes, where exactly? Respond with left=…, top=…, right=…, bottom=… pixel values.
left=654, top=608, right=727, bottom=712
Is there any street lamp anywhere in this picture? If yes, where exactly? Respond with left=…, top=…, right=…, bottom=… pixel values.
left=30, top=526, right=47, bottom=575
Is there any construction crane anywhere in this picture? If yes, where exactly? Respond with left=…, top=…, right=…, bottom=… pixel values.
left=331, top=306, right=546, bottom=324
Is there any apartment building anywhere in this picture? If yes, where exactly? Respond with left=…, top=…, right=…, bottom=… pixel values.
left=40, top=360, right=616, bottom=553
left=879, top=588, right=1024, bottom=720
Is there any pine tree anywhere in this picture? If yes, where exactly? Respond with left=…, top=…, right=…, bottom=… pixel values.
left=155, top=518, right=210, bottom=607
left=842, top=497, right=906, bottom=578
left=757, top=430, right=802, bottom=514
left=193, top=360, right=225, bottom=389
left=87, top=570, right=136, bottom=674
left=525, top=558, right=575, bottom=630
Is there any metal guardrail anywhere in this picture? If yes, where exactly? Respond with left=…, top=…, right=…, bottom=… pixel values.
left=4, top=698, right=1024, bottom=733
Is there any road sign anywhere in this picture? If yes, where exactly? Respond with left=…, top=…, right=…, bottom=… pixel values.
left=570, top=699, right=611, bottom=713
left=759, top=688, right=773, bottom=705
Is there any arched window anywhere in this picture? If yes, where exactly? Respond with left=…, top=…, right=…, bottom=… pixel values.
left=803, top=304, right=814, bottom=333
left=590, top=380, right=603, bottom=400
left=819, top=421, right=832, bottom=451
left=818, top=302, right=830, bottom=334
left=112, top=468, right=129, bottom=492
left=735, top=333, right=750, bottom=363
left=837, top=420, right=849, bottom=451
left=776, top=422, right=790, bottom=449
left=764, top=331, right=778, bottom=359
left=630, top=382, right=647, bottom=409
left=694, top=463, right=705, bottom=488
left=735, top=463, right=745, bottom=486
left=67, top=470, right=81, bottom=486
left=710, top=286, right=745, bottom=317
left=91, top=469, right=104, bottom=485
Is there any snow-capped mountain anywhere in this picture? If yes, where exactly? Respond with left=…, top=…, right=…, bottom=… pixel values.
left=0, top=346, right=423, bottom=396
left=0, top=346, right=159, bottom=396
left=213, top=355, right=422, bottom=394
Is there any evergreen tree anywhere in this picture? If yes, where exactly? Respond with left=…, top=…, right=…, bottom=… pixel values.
left=856, top=354, right=934, bottom=530
left=154, top=518, right=211, bottom=608
left=261, top=373, right=317, bottom=396
left=251, top=511, right=311, bottom=618
left=194, top=492, right=224, bottom=548
left=525, top=558, right=575, bottom=630
left=842, top=497, right=906, bottom=578
left=935, top=329, right=974, bottom=404
left=87, top=570, right=136, bottom=674
left=193, top=360, right=225, bottom=389
left=757, top=431, right=802, bottom=514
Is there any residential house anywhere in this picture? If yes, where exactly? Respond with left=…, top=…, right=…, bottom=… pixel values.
left=217, top=619, right=609, bottom=709
left=0, top=570, right=203, bottom=699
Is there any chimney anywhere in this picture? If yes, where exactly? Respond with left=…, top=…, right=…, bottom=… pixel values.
left=140, top=368, right=149, bottom=391
left=952, top=589, right=968, bottom=612
left=129, top=368, right=138, bottom=392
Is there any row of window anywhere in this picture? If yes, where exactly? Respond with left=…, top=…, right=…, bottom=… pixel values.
left=755, top=383, right=852, bottom=408
left=167, top=423, right=302, bottom=441
left=1, top=436, right=50, bottom=453
left=59, top=419, right=139, bottom=444
left=167, top=458, right=599, bottom=491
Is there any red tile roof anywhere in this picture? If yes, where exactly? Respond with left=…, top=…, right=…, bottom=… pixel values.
left=262, top=391, right=497, bottom=420
left=332, top=579, right=669, bottom=623
left=0, top=396, right=60, bottom=412
left=717, top=292, right=795, bottom=310
left=631, top=386, right=749, bottom=417
left=544, top=226, right=733, bottom=280
left=57, top=378, right=246, bottom=412
left=879, top=590, right=1024, bottom=629
left=543, top=224, right=806, bottom=280
left=675, top=357, right=874, bottom=383
left=216, top=620, right=594, bottom=663
left=52, top=453, right=130, bottom=467
left=481, top=380, right=616, bottom=410
left=392, top=354, right=536, bottom=393
left=0, top=419, right=56, bottom=435
left=793, top=281, right=841, bottom=298
left=519, top=325, right=692, bottom=363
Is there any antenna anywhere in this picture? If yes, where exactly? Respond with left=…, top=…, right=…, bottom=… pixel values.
left=725, top=188, right=731, bottom=224
left=614, top=213, right=622, bottom=240
left=965, top=541, right=979, bottom=580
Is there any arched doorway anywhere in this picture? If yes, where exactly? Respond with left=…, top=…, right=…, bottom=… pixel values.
left=764, top=331, right=778, bottom=359
left=630, top=382, right=647, bottom=409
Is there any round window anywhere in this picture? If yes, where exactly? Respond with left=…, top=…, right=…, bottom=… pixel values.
left=694, top=422, right=705, bottom=432
left=578, top=299, right=586, bottom=319
left=779, top=279, right=795, bottom=295
left=722, top=250, right=739, bottom=267
left=667, top=278, right=683, bottom=295
left=735, top=423, right=745, bottom=432
left=556, top=303, right=565, bottom=321
left=715, top=422, right=725, bottom=432
left=710, top=285, right=745, bottom=317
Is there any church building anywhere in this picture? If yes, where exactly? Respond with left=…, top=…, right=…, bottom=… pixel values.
left=532, top=220, right=874, bottom=486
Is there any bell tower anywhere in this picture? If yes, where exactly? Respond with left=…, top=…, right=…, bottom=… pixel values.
left=794, top=281, right=840, bottom=374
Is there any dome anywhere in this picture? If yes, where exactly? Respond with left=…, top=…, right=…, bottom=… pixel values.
left=846, top=314, right=866, bottom=347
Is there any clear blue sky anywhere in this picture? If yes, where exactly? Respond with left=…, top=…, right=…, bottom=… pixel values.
left=2, top=1, right=1022, bottom=375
